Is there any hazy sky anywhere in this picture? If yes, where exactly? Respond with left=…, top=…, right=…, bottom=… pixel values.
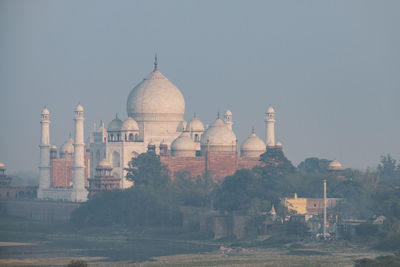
left=1, top=0, right=399, bottom=175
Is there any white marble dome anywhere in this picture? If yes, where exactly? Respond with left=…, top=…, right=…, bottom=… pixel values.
left=97, top=159, right=112, bottom=169
left=127, top=69, right=185, bottom=119
left=41, top=107, right=50, bottom=115
left=225, top=109, right=232, bottom=116
left=121, top=117, right=139, bottom=131
left=267, top=106, right=275, bottom=113
left=187, top=116, right=204, bottom=132
left=200, top=119, right=237, bottom=150
left=171, top=132, right=196, bottom=157
left=177, top=120, right=187, bottom=132
left=108, top=116, right=123, bottom=132
left=97, top=122, right=106, bottom=133
left=328, top=160, right=344, bottom=171
left=240, top=132, right=266, bottom=157
left=60, top=138, right=74, bottom=155
left=75, top=104, right=84, bottom=112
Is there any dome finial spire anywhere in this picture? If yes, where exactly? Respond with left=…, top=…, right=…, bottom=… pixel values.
left=153, top=53, right=158, bottom=71
left=252, top=126, right=255, bottom=134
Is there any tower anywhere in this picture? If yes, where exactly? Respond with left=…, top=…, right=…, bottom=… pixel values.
left=38, top=107, right=51, bottom=199
left=265, top=106, right=275, bottom=147
left=224, top=110, right=233, bottom=130
left=71, top=103, right=88, bottom=202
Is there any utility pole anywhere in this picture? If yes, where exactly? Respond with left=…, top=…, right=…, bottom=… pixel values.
left=323, top=179, right=327, bottom=239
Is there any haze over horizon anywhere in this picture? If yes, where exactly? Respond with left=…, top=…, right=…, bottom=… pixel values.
left=1, top=0, right=399, bottom=175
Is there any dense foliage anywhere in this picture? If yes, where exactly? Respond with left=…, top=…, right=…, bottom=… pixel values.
left=71, top=149, right=400, bottom=248
left=71, top=152, right=212, bottom=227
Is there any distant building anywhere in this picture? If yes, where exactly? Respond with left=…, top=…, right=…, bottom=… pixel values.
left=88, top=159, right=120, bottom=197
left=328, top=160, right=345, bottom=178
left=0, top=162, right=37, bottom=200
left=38, top=56, right=288, bottom=201
left=284, top=193, right=342, bottom=215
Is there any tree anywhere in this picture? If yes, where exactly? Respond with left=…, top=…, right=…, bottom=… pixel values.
left=213, top=169, right=262, bottom=212
left=297, top=157, right=331, bottom=173
left=71, top=152, right=182, bottom=228
left=125, top=151, right=170, bottom=190
left=378, top=155, right=399, bottom=184
left=259, top=148, right=295, bottom=178
left=171, top=171, right=215, bottom=207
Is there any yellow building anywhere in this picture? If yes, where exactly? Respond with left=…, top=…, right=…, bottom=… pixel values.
left=284, top=193, right=342, bottom=215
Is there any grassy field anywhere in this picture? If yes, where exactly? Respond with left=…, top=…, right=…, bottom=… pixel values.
left=0, top=216, right=393, bottom=266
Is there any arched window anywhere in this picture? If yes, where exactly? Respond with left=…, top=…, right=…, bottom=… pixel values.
left=195, top=134, right=199, bottom=141
left=125, top=134, right=127, bottom=141
left=135, top=133, right=139, bottom=141
left=112, top=151, right=120, bottom=167
left=129, top=133, right=134, bottom=141
left=117, top=133, right=120, bottom=141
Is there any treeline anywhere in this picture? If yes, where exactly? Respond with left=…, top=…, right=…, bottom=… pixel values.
left=70, top=151, right=400, bottom=246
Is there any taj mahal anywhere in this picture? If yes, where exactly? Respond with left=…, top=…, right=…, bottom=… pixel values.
left=37, top=56, right=283, bottom=202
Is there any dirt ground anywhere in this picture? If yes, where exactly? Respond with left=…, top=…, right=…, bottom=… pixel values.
left=0, top=216, right=392, bottom=267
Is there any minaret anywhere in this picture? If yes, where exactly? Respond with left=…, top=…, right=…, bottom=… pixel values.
left=71, top=103, right=88, bottom=202
left=224, top=110, right=233, bottom=130
left=38, top=107, right=51, bottom=199
left=265, top=106, right=275, bottom=147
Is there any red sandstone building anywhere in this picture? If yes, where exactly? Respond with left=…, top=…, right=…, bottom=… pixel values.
left=88, top=159, right=121, bottom=196
left=49, top=139, right=90, bottom=188
left=0, top=162, right=37, bottom=200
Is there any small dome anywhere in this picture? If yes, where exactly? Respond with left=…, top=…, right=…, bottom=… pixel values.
left=171, top=132, right=196, bottom=157
left=60, top=138, right=74, bottom=154
left=267, top=106, right=275, bottom=113
left=241, top=133, right=266, bottom=151
left=75, top=104, right=84, bottom=112
left=0, top=161, right=5, bottom=169
left=107, top=115, right=123, bottom=132
left=97, top=159, right=112, bottom=169
left=177, top=120, right=187, bottom=132
left=240, top=132, right=266, bottom=158
left=171, top=132, right=196, bottom=151
left=225, top=109, right=232, bottom=116
left=121, top=117, right=139, bottom=131
left=200, top=119, right=237, bottom=147
left=41, top=107, right=50, bottom=115
left=97, top=122, right=106, bottom=133
left=50, top=145, right=57, bottom=151
left=147, top=140, right=155, bottom=147
left=160, top=139, right=168, bottom=148
left=328, top=160, right=344, bottom=171
left=275, top=141, right=283, bottom=148
left=187, top=116, right=204, bottom=132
